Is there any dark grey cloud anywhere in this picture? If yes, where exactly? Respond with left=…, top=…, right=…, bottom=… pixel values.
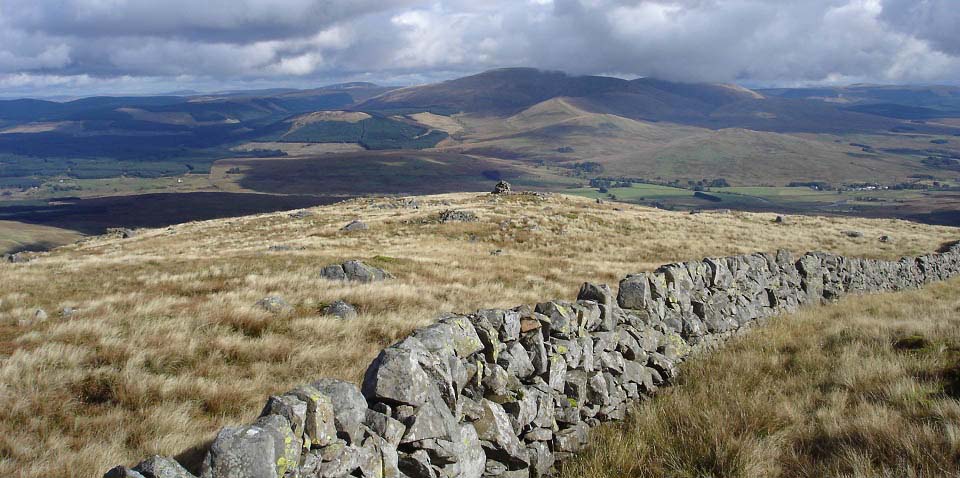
left=879, top=0, right=960, bottom=55
left=0, top=0, right=959, bottom=96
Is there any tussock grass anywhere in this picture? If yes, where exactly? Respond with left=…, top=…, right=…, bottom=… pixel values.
left=0, top=192, right=956, bottom=477
left=561, top=278, right=960, bottom=478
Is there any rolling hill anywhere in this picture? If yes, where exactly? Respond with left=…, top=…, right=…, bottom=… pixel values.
left=0, top=191, right=957, bottom=478
left=1, top=67, right=960, bottom=252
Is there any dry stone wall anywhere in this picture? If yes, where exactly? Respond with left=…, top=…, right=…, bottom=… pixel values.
left=106, top=243, right=960, bottom=478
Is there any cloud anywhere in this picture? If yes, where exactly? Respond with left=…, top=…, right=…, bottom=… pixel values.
left=1, top=0, right=959, bottom=96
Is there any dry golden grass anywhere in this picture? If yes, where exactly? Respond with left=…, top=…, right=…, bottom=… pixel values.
left=561, top=277, right=960, bottom=478
left=0, top=192, right=956, bottom=477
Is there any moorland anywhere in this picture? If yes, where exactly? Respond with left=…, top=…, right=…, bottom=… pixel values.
left=2, top=69, right=960, bottom=253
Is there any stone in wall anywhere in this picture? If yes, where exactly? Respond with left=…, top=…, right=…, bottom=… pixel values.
left=106, top=244, right=960, bottom=478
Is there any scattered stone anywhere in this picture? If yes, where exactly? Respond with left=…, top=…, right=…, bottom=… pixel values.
left=111, top=242, right=960, bottom=478
left=843, top=230, right=864, bottom=238
left=323, top=300, right=358, bottom=320
left=491, top=249, right=503, bottom=256
left=255, top=296, right=293, bottom=315
left=107, top=228, right=136, bottom=239
left=342, top=220, right=369, bottom=232
left=289, top=210, right=314, bottom=219
left=60, top=307, right=79, bottom=319
left=774, top=215, right=786, bottom=224
left=321, top=260, right=391, bottom=283
left=879, top=235, right=893, bottom=243
left=267, top=245, right=296, bottom=252
left=492, top=180, right=512, bottom=194
left=438, top=210, right=478, bottom=223
left=4, top=252, right=30, bottom=263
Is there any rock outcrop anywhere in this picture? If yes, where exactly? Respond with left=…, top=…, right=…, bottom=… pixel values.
left=321, top=260, right=392, bottom=283
left=106, top=242, right=960, bottom=478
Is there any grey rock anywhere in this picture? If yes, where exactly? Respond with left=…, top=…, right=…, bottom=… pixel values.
left=439, top=210, right=478, bottom=223
left=843, top=230, right=864, bottom=238
left=343, top=260, right=392, bottom=283
left=322, top=300, right=358, bottom=320
left=399, top=399, right=459, bottom=444
left=107, top=227, right=136, bottom=239
left=618, top=274, right=652, bottom=310
left=133, top=456, right=196, bottom=478
left=200, top=415, right=299, bottom=478
left=553, top=422, right=589, bottom=453
left=526, top=442, right=554, bottom=477
left=498, top=341, right=535, bottom=379
left=548, top=353, right=567, bottom=392
left=321, top=260, right=391, bottom=282
left=398, top=450, right=436, bottom=478
left=288, top=385, right=338, bottom=447
left=473, top=399, right=528, bottom=468
left=363, top=409, right=406, bottom=447
left=578, top=282, right=616, bottom=331
left=255, top=296, right=293, bottom=315
left=260, top=395, right=307, bottom=443
left=362, top=342, right=443, bottom=408
left=104, top=467, right=147, bottom=478
left=288, top=210, right=314, bottom=219
left=34, top=309, right=48, bottom=322
left=450, top=424, right=485, bottom=478
left=312, top=442, right=361, bottom=478
left=311, top=379, right=368, bottom=445
left=342, top=220, right=369, bottom=232
left=319, top=264, right=347, bottom=281
left=492, top=180, right=512, bottom=194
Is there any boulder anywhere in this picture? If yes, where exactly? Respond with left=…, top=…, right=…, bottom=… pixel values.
left=322, top=300, right=358, bottom=320
left=320, top=260, right=391, bottom=282
left=132, top=456, right=196, bottom=478
left=491, top=181, right=512, bottom=194
left=255, top=296, right=293, bottom=315
left=34, top=309, right=49, bottom=322
left=362, top=340, right=446, bottom=407
left=319, top=264, right=347, bottom=281
left=342, top=220, right=369, bottom=232
left=200, top=415, right=299, bottom=478
left=438, top=210, right=478, bottom=223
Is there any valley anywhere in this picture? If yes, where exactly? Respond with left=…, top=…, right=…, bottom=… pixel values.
left=1, top=68, right=960, bottom=254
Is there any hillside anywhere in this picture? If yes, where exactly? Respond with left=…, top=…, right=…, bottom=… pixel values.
left=1, top=68, right=960, bottom=255
left=0, top=191, right=957, bottom=478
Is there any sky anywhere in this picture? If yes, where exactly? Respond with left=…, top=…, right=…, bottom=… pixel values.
left=1, top=0, right=959, bottom=98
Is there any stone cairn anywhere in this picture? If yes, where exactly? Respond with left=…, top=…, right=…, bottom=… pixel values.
left=106, top=243, right=960, bottom=478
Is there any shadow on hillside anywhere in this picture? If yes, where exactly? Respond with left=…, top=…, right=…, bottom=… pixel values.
left=5, top=240, right=61, bottom=254
left=0, top=192, right=340, bottom=235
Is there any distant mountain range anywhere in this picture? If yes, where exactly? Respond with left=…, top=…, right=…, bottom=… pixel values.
left=0, top=67, right=958, bottom=186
